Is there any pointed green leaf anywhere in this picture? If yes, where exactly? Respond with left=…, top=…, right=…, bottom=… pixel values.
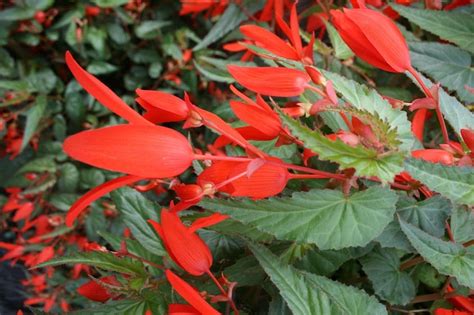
left=35, top=251, right=146, bottom=276
left=361, top=247, right=416, bottom=305
left=399, top=219, right=474, bottom=289
left=21, top=94, right=47, bottom=151
left=201, top=186, right=398, bottom=250
left=248, top=242, right=387, bottom=315
left=393, top=5, right=474, bottom=54
left=451, top=206, right=474, bottom=244
left=323, top=71, right=415, bottom=151
left=404, top=158, right=474, bottom=206
left=280, top=112, right=404, bottom=182
left=111, top=187, right=166, bottom=256
left=325, top=22, right=353, bottom=60
left=409, top=42, right=474, bottom=103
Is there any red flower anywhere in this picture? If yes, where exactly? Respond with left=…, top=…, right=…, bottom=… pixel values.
left=240, top=25, right=299, bottom=60
left=135, top=89, right=189, bottom=123
left=165, top=270, right=221, bottom=315
left=330, top=8, right=411, bottom=73
left=412, top=149, right=454, bottom=165
left=149, top=211, right=227, bottom=276
left=168, top=304, right=200, bottom=314
left=227, top=66, right=310, bottom=97
left=77, top=276, right=119, bottom=302
left=63, top=124, right=194, bottom=178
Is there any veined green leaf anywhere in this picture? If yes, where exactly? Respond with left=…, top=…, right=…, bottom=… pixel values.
left=451, top=206, right=474, bottom=244
left=111, top=187, right=166, bottom=256
left=399, top=219, right=474, bottom=289
left=361, top=247, right=416, bottom=305
left=201, top=186, right=398, bottom=250
left=404, top=158, right=474, bottom=206
left=409, top=42, right=474, bottom=103
left=323, top=71, right=415, bottom=151
left=21, top=94, right=47, bottom=151
left=248, top=242, right=387, bottom=315
left=393, top=4, right=474, bottom=54
left=35, top=251, right=146, bottom=276
left=280, top=111, right=404, bottom=182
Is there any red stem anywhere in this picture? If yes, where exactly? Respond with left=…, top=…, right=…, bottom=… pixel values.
left=408, top=67, right=449, bottom=144
left=207, top=270, right=239, bottom=315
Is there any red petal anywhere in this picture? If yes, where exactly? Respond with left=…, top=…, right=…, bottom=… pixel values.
left=230, top=101, right=281, bottom=138
left=189, top=213, right=228, bottom=233
left=227, top=66, right=310, bottom=97
left=412, top=109, right=429, bottom=142
left=135, top=89, right=189, bottom=121
left=461, top=129, right=474, bottom=152
left=63, top=124, right=193, bottom=178
left=168, top=304, right=200, bottom=315
left=77, top=276, right=117, bottom=303
left=198, top=161, right=237, bottom=194
left=330, top=10, right=396, bottom=72
left=412, top=149, right=454, bottom=165
left=136, top=97, right=187, bottom=123
left=240, top=25, right=299, bottom=60
left=166, top=270, right=221, bottom=315
left=66, top=175, right=142, bottom=227
left=343, top=9, right=411, bottom=72
left=289, top=3, right=303, bottom=54
left=161, top=210, right=213, bottom=276
left=65, top=52, right=150, bottom=125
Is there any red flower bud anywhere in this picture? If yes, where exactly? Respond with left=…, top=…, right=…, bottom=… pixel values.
left=412, top=149, right=454, bottom=165
left=77, top=276, right=119, bottom=302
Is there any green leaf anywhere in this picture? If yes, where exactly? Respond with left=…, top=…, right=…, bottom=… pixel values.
left=21, top=94, right=47, bottom=151
left=323, top=71, right=415, bottom=151
left=87, top=61, right=118, bottom=75
left=399, top=219, right=474, bottom=289
left=26, top=69, right=58, bottom=94
left=451, top=206, right=474, bottom=243
left=360, top=247, right=416, bottom=305
left=17, top=156, right=56, bottom=174
left=409, top=42, right=474, bottom=103
left=111, top=187, right=165, bottom=256
left=70, top=297, right=165, bottom=315
left=0, top=6, right=35, bottom=21
left=0, top=48, right=15, bottom=77
left=393, top=5, right=474, bottom=54
left=201, top=186, right=398, bottom=250
left=92, top=0, right=129, bottom=7
left=325, top=22, right=353, bottom=60
left=57, top=163, right=80, bottom=193
left=376, top=220, right=413, bottom=252
left=35, top=251, right=146, bottom=276
left=248, top=242, right=388, bottom=315
left=80, top=169, right=105, bottom=189
left=194, top=3, right=256, bottom=51
left=134, top=21, right=170, bottom=39
left=280, top=111, right=404, bottom=182
left=404, top=158, right=474, bottom=206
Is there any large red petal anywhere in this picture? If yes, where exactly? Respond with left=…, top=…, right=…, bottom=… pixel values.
left=63, top=125, right=193, bottom=178
left=65, top=52, right=150, bottom=125
left=166, top=270, right=221, bottom=315
left=227, top=66, right=310, bottom=97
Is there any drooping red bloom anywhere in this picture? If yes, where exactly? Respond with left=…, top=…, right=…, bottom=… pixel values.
left=461, top=129, right=474, bottom=153
left=165, top=270, right=221, bottom=315
left=77, top=276, right=119, bottom=303
left=135, top=89, right=189, bottom=123
left=63, top=124, right=194, bottom=178
left=227, top=65, right=310, bottom=97
left=330, top=8, right=411, bottom=73
left=412, top=149, right=454, bottom=165
left=149, top=210, right=227, bottom=276
left=412, top=109, right=429, bottom=142
left=65, top=52, right=150, bottom=126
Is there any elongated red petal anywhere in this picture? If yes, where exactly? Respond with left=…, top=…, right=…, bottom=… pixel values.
left=63, top=124, right=193, bottom=178
left=344, top=9, right=410, bottom=72
left=289, top=3, right=303, bottom=54
left=330, top=10, right=395, bottom=72
left=230, top=100, right=281, bottom=138
left=77, top=276, right=118, bottom=303
left=135, top=89, right=189, bottom=121
left=161, top=210, right=213, bottom=276
left=228, top=160, right=290, bottom=199
left=65, top=52, right=150, bottom=125
left=412, top=149, right=454, bottom=165
left=136, top=97, right=187, bottom=123
left=65, top=175, right=142, bottom=227
left=227, top=66, right=310, bottom=97
left=240, top=25, right=299, bottom=60
left=189, top=213, right=228, bottom=233
left=168, top=304, right=200, bottom=315
left=461, top=129, right=474, bottom=152
left=166, top=270, right=221, bottom=315
left=412, top=109, right=428, bottom=142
